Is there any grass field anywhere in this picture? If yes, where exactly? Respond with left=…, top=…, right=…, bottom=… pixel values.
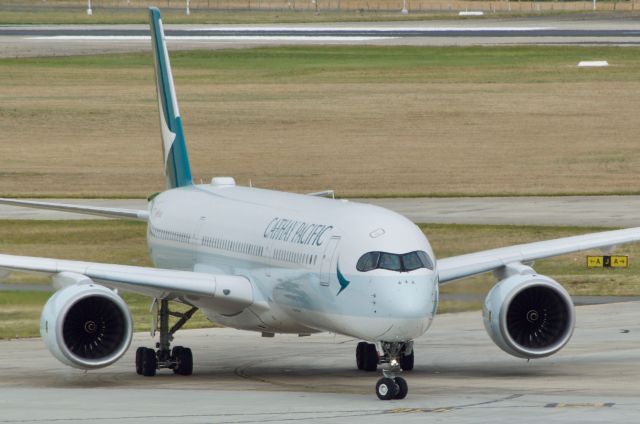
left=2, top=46, right=640, bottom=198
left=2, top=219, right=639, bottom=339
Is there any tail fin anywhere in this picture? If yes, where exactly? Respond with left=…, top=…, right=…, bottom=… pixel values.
left=149, top=7, right=193, bottom=189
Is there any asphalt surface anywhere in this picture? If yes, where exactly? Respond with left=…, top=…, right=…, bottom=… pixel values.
left=2, top=17, right=640, bottom=57
left=1, top=196, right=639, bottom=227
left=4, top=27, right=640, bottom=38
left=361, top=196, right=640, bottom=228
left=2, top=301, right=639, bottom=423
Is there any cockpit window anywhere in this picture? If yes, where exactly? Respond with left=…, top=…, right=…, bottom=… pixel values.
left=401, top=251, right=423, bottom=271
left=379, top=252, right=402, bottom=271
left=356, top=252, right=380, bottom=272
left=356, top=250, right=434, bottom=272
left=416, top=251, right=434, bottom=270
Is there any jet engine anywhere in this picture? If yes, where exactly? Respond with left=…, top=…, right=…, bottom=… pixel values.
left=483, top=273, right=574, bottom=359
left=40, top=283, right=133, bottom=369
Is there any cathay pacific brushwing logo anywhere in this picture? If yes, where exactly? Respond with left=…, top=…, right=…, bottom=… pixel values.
left=337, top=265, right=350, bottom=296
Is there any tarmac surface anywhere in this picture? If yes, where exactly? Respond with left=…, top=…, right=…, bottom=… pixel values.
left=2, top=16, right=640, bottom=57
left=1, top=196, right=639, bottom=227
left=1, top=301, right=639, bottom=423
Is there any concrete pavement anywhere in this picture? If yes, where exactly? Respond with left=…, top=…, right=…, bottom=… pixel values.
left=1, top=301, right=639, bottom=423
left=1, top=196, right=638, bottom=227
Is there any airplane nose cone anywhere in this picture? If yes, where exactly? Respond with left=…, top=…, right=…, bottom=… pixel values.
left=374, top=275, right=435, bottom=318
left=365, top=273, right=437, bottom=340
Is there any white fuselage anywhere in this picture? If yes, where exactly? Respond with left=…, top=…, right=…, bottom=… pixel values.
left=147, top=182, right=439, bottom=342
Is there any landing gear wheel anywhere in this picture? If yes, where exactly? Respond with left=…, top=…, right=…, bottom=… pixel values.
left=141, top=348, right=157, bottom=377
left=363, top=343, right=378, bottom=371
left=135, top=347, right=145, bottom=375
left=172, top=346, right=193, bottom=375
left=376, top=377, right=398, bottom=400
left=393, top=376, right=408, bottom=399
left=356, top=342, right=367, bottom=370
left=400, top=351, right=414, bottom=371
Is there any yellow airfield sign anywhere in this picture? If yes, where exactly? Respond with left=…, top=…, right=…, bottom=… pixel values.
left=587, top=255, right=628, bottom=268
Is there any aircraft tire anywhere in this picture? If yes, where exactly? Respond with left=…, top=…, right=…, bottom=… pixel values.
left=376, top=377, right=398, bottom=400
left=135, top=347, right=145, bottom=375
left=400, top=351, right=414, bottom=371
left=393, top=377, right=408, bottom=399
left=363, top=344, right=378, bottom=371
left=171, top=346, right=183, bottom=374
left=356, top=342, right=367, bottom=370
left=141, top=348, right=157, bottom=377
left=173, top=346, right=193, bottom=376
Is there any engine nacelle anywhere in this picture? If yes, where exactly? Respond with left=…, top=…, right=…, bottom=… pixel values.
left=483, top=274, right=575, bottom=359
left=40, top=283, right=133, bottom=369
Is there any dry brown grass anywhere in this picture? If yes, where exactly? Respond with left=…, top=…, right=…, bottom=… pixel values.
left=2, top=47, right=640, bottom=197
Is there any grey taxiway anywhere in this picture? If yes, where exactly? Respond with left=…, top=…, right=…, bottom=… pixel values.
left=1, top=300, right=639, bottom=423
left=2, top=195, right=640, bottom=227
left=2, top=16, right=640, bottom=57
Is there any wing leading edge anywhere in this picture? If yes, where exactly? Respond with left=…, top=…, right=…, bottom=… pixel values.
left=0, top=198, right=149, bottom=221
left=0, top=253, right=254, bottom=314
left=437, top=226, right=640, bottom=284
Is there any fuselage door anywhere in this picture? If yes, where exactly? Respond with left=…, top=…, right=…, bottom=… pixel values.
left=320, top=236, right=340, bottom=286
left=193, top=214, right=207, bottom=264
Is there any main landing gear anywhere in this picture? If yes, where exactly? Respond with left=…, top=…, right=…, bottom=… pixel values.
left=356, top=340, right=414, bottom=400
left=135, top=299, right=198, bottom=377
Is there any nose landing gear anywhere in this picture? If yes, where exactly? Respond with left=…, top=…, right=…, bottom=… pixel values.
left=355, top=340, right=414, bottom=399
left=375, top=341, right=411, bottom=400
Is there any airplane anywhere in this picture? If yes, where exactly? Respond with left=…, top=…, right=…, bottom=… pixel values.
left=1, top=7, right=640, bottom=401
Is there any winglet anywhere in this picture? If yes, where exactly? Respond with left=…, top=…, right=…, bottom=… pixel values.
left=149, top=7, right=193, bottom=189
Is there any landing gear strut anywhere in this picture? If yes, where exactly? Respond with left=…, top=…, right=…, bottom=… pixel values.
left=356, top=340, right=414, bottom=372
left=374, top=341, right=411, bottom=400
left=135, top=299, right=198, bottom=377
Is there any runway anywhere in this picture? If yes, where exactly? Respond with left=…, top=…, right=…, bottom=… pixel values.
left=1, top=301, right=639, bottom=423
left=1, top=196, right=639, bottom=227
left=2, top=16, right=640, bottom=57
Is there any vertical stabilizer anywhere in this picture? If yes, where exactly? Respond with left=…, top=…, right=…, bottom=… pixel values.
left=149, top=7, right=193, bottom=189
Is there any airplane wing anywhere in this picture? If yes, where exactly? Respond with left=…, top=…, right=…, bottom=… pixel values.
left=0, top=253, right=254, bottom=313
left=0, top=198, right=149, bottom=221
left=437, top=227, right=640, bottom=284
